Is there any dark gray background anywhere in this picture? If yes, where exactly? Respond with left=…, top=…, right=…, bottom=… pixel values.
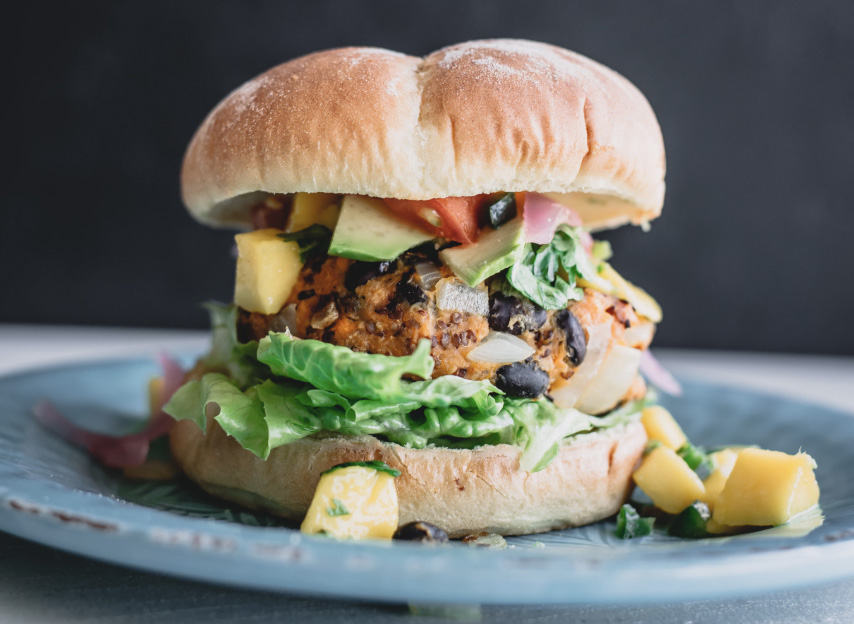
left=5, top=1, right=853, bottom=355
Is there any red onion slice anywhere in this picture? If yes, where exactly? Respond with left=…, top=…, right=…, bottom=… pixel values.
left=639, top=349, right=683, bottom=396
left=522, top=192, right=583, bottom=244
left=34, top=400, right=158, bottom=468
left=34, top=353, right=186, bottom=467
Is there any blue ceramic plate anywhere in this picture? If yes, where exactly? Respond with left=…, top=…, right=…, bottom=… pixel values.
left=1, top=355, right=853, bottom=605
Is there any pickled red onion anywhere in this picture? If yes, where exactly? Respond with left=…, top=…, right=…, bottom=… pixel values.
left=33, top=352, right=185, bottom=468
left=522, top=192, right=583, bottom=244
left=639, top=349, right=683, bottom=396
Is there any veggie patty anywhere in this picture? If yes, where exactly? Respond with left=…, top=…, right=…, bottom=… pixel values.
left=237, top=245, right=653, bottom=401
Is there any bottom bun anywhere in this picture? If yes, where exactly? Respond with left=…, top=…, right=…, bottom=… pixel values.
left=170, top=415, right=647, bottom=538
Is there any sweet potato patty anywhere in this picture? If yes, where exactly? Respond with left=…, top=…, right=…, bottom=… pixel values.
left=237, top=245, right=652, bottom=400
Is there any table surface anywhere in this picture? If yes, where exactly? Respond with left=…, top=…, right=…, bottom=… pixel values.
left=1, top=324, right=853, bottom=624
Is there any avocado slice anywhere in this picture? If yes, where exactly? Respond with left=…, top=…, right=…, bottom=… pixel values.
left=439, top=218, right=527, bottom=287
left=328, top=196, right=434, bottom=261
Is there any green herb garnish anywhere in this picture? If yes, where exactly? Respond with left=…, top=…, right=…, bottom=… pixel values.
left=278, top=225, right=332, bottom=260
left=505, top=225, right=597, bottom=310
left=643, top=439, right=662, bottom=456
left=322, top=460, right=402, bottom=478
left=326, top=498, right=350, bottom=517
left=678, top=443, right=712, bottom=476
left=615, top=503, right=655, bottom=539
left=668, top=501, right=711, bottom=538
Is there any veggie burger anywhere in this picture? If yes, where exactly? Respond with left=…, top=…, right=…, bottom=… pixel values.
left=166, top=39, right=668, bottom=537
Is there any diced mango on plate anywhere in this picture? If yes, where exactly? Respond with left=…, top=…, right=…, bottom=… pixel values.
left=301, top=465, right=399, bottom=539
left=704, top=515, right=740, bottom=535
left=632, top=403, right=821, bottom=534
left=640, top=406, right=687, bottom=451
left=712, top=448, right=819, bottom=528
left=700, top=448, right=740, bottom=510
left=632, top=445, right=705, bottom=514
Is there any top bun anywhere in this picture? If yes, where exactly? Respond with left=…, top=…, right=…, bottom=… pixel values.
left=181, top=39, right=665, bottom=231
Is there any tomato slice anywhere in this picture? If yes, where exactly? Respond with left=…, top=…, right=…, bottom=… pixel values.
left=383, top=195, right=490, bottom=244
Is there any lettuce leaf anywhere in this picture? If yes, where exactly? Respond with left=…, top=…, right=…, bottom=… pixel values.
left=506, top=225, right=598, bottom=310
left=508, top=398, right=597, bottom=472
left=165, top=368, right=642, bottom=469
left=165, top=306, right=643, bottom=470
left=257, top=332, right=435, bottom=400
left=202, top=302, right=267, bottom=388
left=508, top=396, right=646, bottom=472
left=164, top=371, right=515, bottom=458
left=164, top=373, right=271, bottom=458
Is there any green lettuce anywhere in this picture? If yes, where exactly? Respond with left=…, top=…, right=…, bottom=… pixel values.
left=165, top=371, right=514, bottom=459
left=509, top=399, right=598, bottom=472
left=164, top=372, right=272, bottom=457
left=277, top=225, right=332, bottom=261
left=506, top=225, right=598, bottom=310
left=257, top=332, right=436, bottom=400
left=202, top=302, right=266, bottom=388
left=164, top=307, right=643, bottom=470
left=509, top=396, right=646, bottom=472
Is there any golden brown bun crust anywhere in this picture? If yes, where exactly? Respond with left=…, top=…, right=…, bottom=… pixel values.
left=181, top=40, right=665, bottom=230
left=170, top=416, right=646, bottom=538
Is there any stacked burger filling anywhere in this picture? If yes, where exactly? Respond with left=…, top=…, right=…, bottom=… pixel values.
left=166, top=190, right=663, bottom=473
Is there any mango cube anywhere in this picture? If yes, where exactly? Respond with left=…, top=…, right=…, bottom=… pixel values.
left=633, top=445, right=705, bottom=514
left=641, top=406, right=688, bottom=450
left=148, top=376, right=164, bottom=417
left=234, top=228, right=302, bottom=314
left=705, top=516, right=740, bottom=535
left=700, top=448, right=740, bottom=510
left=286, top=192, right=340, bottom=233
left=301, top=465, right=399, bottom=539
left=713, top=449, right=819, bottom=527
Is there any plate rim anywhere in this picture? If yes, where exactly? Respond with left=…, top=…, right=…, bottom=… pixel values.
left=1, top=354, right=854, bottom=604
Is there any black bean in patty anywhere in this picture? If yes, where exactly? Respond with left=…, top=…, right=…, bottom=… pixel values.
left=389, top=267, right=428, bottom=308
left=345, top=260, right=394, bottom=291
left=488, top=293, right=547, bottom=335
left=555, top=309, right=586, bottom=366
left=494, top=362, right=550, bottom=398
